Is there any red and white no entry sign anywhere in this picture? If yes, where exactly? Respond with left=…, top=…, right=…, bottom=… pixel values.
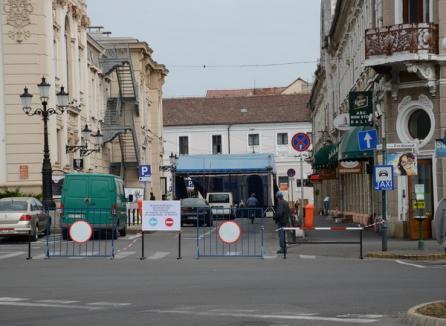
left=218, top=221, right=241, bottom=244
left=165, top=217, right=174, bottom=227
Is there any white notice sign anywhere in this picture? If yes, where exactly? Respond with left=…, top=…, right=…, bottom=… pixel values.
left=142, top=201, right=181, bottom=231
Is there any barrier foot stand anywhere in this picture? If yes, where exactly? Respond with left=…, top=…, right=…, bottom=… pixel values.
left=26, top=230, right=32, bottom=260
left=177, top=231, right=182, bottom=260
left=140, top=231, right=146, bottom=260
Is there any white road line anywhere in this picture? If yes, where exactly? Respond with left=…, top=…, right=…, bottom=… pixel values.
left=114, top=251, right=136, bottom=259
left=0, top=301, right=103, bottom=310
left=395, top=260, right=426, bottom=268
left=127, top=234, right=141, bottom=240
left=299, top=254, right=316, bottom=259
left=147, top=251, right=170, bottom=260
left=88, top=302, right=131, bottom=307
left=0, top=297, right=28, bottom=302
left=36, top=299, right=79, bottom=304
left=0, top=251, right=24, bottom=260
left=144, top=309, right=379, bottom=323
left=263, top=255, right=278, bottom=259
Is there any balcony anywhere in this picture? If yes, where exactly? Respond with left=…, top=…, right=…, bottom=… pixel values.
left=365, top=23, right=438, bottom=66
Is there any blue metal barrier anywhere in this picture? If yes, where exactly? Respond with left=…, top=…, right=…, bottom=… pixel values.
left=43, top=208, right=125, bottom=258
left=196, top=207, right=264, bottom=258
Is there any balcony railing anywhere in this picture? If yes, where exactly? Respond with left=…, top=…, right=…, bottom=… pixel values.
left=365, top=23, right=438, bottom=59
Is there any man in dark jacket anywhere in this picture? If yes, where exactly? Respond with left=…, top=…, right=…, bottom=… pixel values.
left=275, top=191, right=290, bottom=253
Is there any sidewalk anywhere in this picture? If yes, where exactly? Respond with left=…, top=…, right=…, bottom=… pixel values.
left=299, top=214, right=446, bottom=260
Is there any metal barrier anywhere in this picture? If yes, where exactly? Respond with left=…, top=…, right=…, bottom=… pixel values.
left=43, top=208, right=126, bottom=258
left=196, top=207, right=264, bottom=258
left=278, top=226, right=364, bottom=259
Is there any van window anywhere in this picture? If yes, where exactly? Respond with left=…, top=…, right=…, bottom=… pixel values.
left=208, top=194, right=230, bottom=203
left=91, top=180, right=110, bottom=198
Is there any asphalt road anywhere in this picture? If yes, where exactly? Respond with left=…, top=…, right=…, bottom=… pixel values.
left=0, top=218, right=445, bottom=326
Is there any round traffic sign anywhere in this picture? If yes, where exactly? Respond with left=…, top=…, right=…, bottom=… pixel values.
left=69, top=221, right=93, bottom=244
left=291, top=133, right=311, bottom=152
left=218, top=221, right=241, bottom=244
left=287, top=168, right=296, bottom=177
left=165, top=217, right=174, bottom=227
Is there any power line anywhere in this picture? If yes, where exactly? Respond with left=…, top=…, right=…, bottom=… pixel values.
left=170, top=60, right=318, bottom=69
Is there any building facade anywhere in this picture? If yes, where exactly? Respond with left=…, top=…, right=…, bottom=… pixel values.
left=310, top=0, right=446, bottom=239
left=0, top=0, right=167, bottom=199
left=163, top=90, right=313, bottom=203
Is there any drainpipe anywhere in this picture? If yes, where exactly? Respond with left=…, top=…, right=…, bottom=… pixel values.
left=227, top=124, right=232, bottom=154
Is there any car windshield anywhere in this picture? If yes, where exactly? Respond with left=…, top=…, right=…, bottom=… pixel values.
left=0, top=200, right=28, bottom=211
left=181, top=198, right=207, bottom=207
left=208, top=194, right=230, bottom=203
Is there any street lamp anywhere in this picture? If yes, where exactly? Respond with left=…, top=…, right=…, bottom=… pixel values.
left=19, top=77, right=69, bottom=210
left=169, top=153, right=178, bottom=199
left=65, top=124, right=103, bottom=157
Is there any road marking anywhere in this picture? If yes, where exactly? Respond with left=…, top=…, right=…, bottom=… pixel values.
left=184, top=228, right=216, bottom=240
left=263, top=255, right=278, bottom=259
left=115, top=251, right=136, bottom=259
left=144, top=309, right=379, bottom=323
left=36, top=299, right=79, bottom=304
left=225, top=251, right=241, bottom=256
left=0, top=301, right=103, bottom=310
left=0, top=251, right=24, bottom=260
left=395, top=260, right=425, bottom=268
left=299, top=254, right=316, bottom=259
left=88, top=302, right=131, bottom=307
left=127, top=234, right=141, bottom=240
left=147, top=251, right=170, bottom=259
left=0, top=297, right=28, bottom=302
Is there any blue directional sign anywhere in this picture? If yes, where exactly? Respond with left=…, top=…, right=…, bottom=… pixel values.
left=373, top=165, right=394, bottom=191
left=358, top=129, right=378, bottom=151
left=139, top=165, right=152, bottom=182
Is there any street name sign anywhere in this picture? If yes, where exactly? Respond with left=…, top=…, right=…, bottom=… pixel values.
left=358, top=129, right=378, bottom=151
left=376, top=143, right=415, bottom=150
left=373, top=165, right=394, bottom=191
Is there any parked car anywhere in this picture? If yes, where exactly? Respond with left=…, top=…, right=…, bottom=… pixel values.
left=0, top=197, right=50, bottom=241
left=180, top=198, right=212, bottom=226
left=61, top=173, right=127, bottom=240
left=206, top=192, right=234, bottom=219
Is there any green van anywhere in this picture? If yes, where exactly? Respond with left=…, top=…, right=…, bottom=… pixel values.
left=60, top=173, right=127, bottom=239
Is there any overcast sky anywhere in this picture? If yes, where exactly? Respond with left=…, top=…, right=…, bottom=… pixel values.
left=86, top=1, right=321, bottom=97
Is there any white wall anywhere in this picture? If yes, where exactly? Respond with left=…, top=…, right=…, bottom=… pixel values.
left=164, top=122, right=314, bottom=202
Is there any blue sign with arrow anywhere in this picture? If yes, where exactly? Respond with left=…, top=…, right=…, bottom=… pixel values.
left=358, top=129, right=378, bottom=151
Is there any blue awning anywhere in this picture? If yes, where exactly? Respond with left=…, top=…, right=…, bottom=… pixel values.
left=175, top=154, right=275, bottom=175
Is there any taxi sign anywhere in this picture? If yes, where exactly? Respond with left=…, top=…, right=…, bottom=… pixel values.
left=373, top=165, right=394, bottom=191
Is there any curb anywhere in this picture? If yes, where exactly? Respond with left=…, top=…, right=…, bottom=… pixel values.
left=406, top=302, right=446, bottom=326
left=367, top=252, right=446, bottom=261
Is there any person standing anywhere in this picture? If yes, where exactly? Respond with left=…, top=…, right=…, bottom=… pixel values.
left=323, top=196, right=330, bottom=216
left=275, top=191, right=290, bottom=253
left=150, top=192, right=156, bottom=200
left=246, top=193, right=259, bottom=223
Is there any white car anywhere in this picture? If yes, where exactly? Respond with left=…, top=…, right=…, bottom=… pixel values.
left=0, top=197, right=50, bottom=241
left=206, top=192, right=234, bottom=219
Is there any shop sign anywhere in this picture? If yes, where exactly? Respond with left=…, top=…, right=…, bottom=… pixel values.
left=435, top=139, right=446, bottom=158
left=338, top=161, right=362, bottom=174
left=349, top=91, right=372, bottom=126
left=386, top=152, right=417, bottom=176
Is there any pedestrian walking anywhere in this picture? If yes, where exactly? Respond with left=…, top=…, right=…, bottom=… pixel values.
left=323, top=196, right=330, bottom=216
left=274, top=191, right=290, bottom=253
left=246, top=193, right=259, bottom=223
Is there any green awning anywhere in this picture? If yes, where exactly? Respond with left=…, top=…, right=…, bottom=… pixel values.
left=313, top=143, right=338, bottom=170
left=339, top=126, right=374, bottom=161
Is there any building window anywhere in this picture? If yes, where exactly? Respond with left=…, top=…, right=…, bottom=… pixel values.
left=402, top=0, right=429, bottom=23
left=408, top=109, right=430, bottom=139
left=277, top=133, right=288, bottom=145
left=278, top=176, right=289, bottom=184
left=212, top=135, right=222, bottom=154
left=179, top=136, right=189, bottom=155
left=297, top=179, right=313, bottom=187
left=248, top=134, right=259, bottom=146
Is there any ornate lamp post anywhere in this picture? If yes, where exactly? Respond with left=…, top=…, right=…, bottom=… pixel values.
left=65, top=124, right=103, bottom=157
left=19, top=77, right=69, bottom=210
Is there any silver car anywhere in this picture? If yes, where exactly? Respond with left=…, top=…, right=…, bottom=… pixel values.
left=0, top=197, right=50, bottom=241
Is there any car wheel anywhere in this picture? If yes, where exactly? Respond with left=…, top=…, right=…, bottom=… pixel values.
left=119, top=224, right=127, bottom=237
left=31, top=224, right=39, bottom=242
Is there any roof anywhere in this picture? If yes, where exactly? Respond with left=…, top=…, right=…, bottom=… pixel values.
left=175, top=154, right=275, bottom=175
left=163, top=94, right=311, bottom=126
left=206, top=87, right=286, bottom=97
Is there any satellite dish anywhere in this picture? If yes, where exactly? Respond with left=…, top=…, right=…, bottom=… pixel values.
left=433, top=198, right=446, bottom=245
left=333, top=113, right=351, bottom=131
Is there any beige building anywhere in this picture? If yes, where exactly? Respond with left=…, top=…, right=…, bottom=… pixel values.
left=0, top=0, right=167, bottom=199
left=310, top=0, right=446, bottom=239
